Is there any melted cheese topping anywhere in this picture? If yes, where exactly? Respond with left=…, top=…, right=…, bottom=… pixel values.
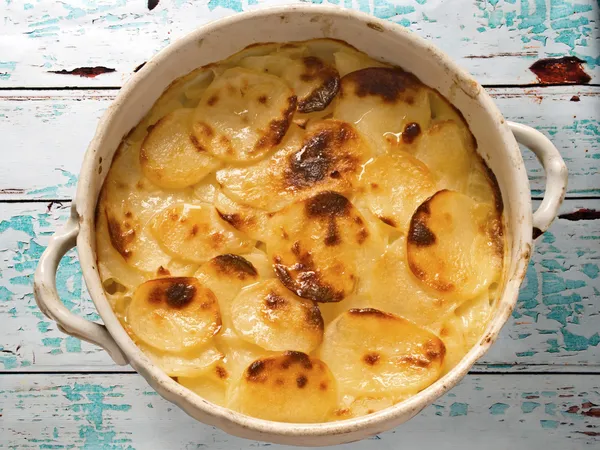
left=97, top=39, right=505, bottom=424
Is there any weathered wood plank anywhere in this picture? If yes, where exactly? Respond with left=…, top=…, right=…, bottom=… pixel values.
left=0, top=0, right=598, bottom=87
left=0, top=86, right=598, bottom=200
left=1, top=199, right=598, bottom=372
left=0, top=373, right=598, bottom=448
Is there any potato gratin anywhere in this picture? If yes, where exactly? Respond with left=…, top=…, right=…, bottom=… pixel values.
left=96, top=39, right=504, bottom=423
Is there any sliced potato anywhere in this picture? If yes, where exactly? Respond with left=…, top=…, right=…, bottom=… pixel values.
left=179, top=362, right=230, bottom=407
left=409, top=120, right=475, bottom=192
left=99, top=140, right=198, bottom=276
left=231, top=279, right=324, bottom=353
left=333, top=50, right=389, bottom=77
left=194, top=252, right=269, bottom=327
left=319, top=309, right=445, bottom=396
left=229, top=352, right=337, bottom=422
left=128, top=277, right=221, bottom=352
left=192, top=67, right=297, bottom=162
left=216, top=120, right=371, bottom=212
left=407, top=190, right=503, bottom=299
left=359, top=151, right=437, bottom=232
left=438, top=291, right=494, bottom=373
left=140, top=109, right=220, bottom=189
left=369, top=237, right=457, bottom=328
left=240, top=51, right=340, bottom=113
left=140, top=343, right=223, bottom=378
left=150, top=203, right=255, bottom=264
left=212, top=191, right=271, bottom=242
left=269, top=191, right=382, bottom=302
left=334, top=67, right=431, bottom=153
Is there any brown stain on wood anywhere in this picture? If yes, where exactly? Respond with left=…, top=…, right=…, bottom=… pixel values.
left=570, top=95, right=580, bottom=102
left=558, top=209, right=600, bottom=221
left=465, top=51, right=538, bottom=59
left=49, top=66, right=116, bottom=78
left=529, top=57, right=591, bottom=85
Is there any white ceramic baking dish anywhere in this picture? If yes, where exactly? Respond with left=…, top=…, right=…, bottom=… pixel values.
left=34, top=5, right=568, bottom=446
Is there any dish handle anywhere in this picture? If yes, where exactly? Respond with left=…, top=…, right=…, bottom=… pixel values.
left=33, top=205, right=129, bottom=365
left=508, top=121, right=568, bottom=239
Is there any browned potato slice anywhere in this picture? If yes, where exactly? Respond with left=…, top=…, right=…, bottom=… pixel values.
left=368, top=237, right=457, bottom=327
left=359, top=151, right=437, bottom=231
left=99, top=140, right=199, bottom=277
left=128, top=277, right=221, bottom=352
left=231, top=279, right=324, bottom=353
left=140, top=343, right=223, bottom=378
left=229, top=352, right=337, bottom=422
left=407, top=190, right=503, bottom=299
left=192, top=67, right=297, bottom=162
left=150, top=203, right=255, bottom=264
left=333, top=50, right=389, bottom=77
left=268, top=191, right=383, bottom=303
left=140, top=109, right=220, bottom=189
left=212, top=191, right=271, bottom=242
left=240, top=52, right=340, bottom=113
left=319, top=309, right=445, bottom=396
left=179, top=362, right=230, bottom=407
left=409, top=120, right=475, bottom=192
left=216, top=120, right=372, bottom=212
left=334, top=67, right=431, bottom=153
left=194, top=252, right=271, bottom=327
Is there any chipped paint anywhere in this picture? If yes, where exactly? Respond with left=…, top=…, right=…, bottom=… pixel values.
left=530, top=56, right=591, bottom=84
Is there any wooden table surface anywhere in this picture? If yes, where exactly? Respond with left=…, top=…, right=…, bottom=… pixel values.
left=1, top=1, right=599, bottom=448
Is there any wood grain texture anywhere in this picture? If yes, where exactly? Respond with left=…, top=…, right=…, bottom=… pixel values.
left=0, top=373, right=598, bottom=448
left=1, top=199, right=598, bottom=373
left=0, top=0, right=598, bottom=87
left=0, top=86, right=598, bottom=201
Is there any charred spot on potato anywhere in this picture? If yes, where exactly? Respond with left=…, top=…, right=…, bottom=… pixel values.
left=254, top=95, right=297, bottom=151
left=341, top=67, right=419, bottom=103
left=402, top=122, right=421, bottom=143
left=212, top=254, right=258, bottom=279
left=305, top=191, right=351, bottom=218
left=165, top=280, right=197, bottom=308
left=363, top=352, right=380, bottom=366
left=106, top=212, right=136, bottom=259
left=297, top=57, right=340, bottom=113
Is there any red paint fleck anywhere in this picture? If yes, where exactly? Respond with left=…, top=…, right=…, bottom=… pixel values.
left=559, top=209, right=600, bottom=221
left=577, top=431, right=600, bottom=437
left=583, top=402, right=598, bottom=408
left=566, top=406, right=580, bottom=413
left=524, top=395, right=540, bottom=399
left=49, top=66, right=116, bottom=78
left=570, top=95, right=581, bottom=102
left=529, top=57, right=591, bottom=85
left=583, top=408, right=600, bottom=418
left=559, top=394, right=574, bottom=398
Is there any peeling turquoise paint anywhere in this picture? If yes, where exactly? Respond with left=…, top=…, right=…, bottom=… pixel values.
left=522, top=401, right=541, bottom=413
left=540, top=419, right=559, bottom=429
left=0, top=61, right=17, bottom=80
left=489, top=403, right=509, bottom=415
left=581, top=263, right=599, bottom=279
left=449, top=402, right=468, bottom=416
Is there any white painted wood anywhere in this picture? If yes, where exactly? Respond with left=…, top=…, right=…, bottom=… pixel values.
left=0, top=0, right=598, bottom=87
left=1, top=199, right=598, bottom=372
left=0, top=86, right=597, bottom=200
left=0, top=373, right=598, bottom=448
